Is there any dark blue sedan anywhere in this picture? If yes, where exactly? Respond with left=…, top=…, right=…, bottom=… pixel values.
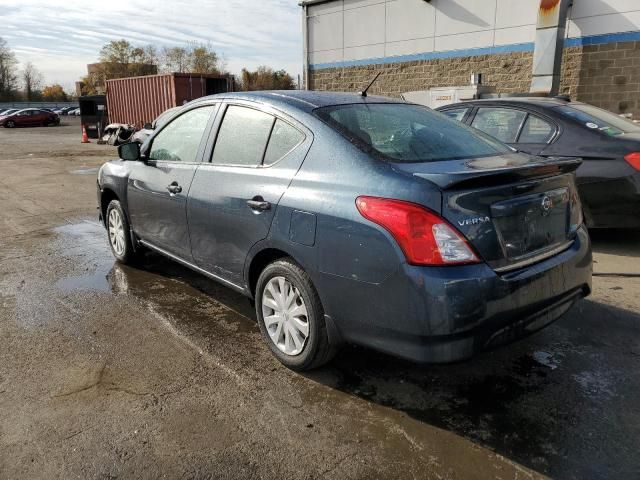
left=97, top=91, right=592, bottom=370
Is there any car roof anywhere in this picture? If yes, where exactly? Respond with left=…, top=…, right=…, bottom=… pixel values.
left=441, top=96, right=583, bottom=109
left=192, top=90, right=406, bottom=113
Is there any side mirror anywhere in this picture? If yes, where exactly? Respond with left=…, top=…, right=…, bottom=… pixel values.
left=118, top=142, right=141, bottom=161
left=143, top=122, right=153, bottom=130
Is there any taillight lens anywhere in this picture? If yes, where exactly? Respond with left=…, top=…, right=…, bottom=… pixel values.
left=625, top=152, right=640, bottom=170
left=355, top=196, right=480, bottom=266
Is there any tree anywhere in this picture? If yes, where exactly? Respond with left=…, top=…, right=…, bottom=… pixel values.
left=160, top=43, right=220, bottom=74
left=79, top=74, right=101, bottom=96
left=98, top=39, right=157, bottom=78
left=0, top=37, right=19, bottom=101
left=21, top=62, right=43, bottom=101
left=42, top=84, right=68, bottom=102
left=240, top=66, right=296, bottom=91
left=162, top=46, right=190, bottom=73
left=188, top=43, right=219, bottom=74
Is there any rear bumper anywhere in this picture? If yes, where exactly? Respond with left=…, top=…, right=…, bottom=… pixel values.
left=320, top=225, right=592, bottom=363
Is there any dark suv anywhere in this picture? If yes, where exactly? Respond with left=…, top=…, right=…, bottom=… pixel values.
left=97, top=91, right=592, bottom=370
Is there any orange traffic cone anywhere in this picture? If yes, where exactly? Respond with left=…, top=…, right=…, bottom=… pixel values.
left=81, top=124, right=90, bottom=143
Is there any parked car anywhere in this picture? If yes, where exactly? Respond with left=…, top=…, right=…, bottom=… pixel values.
left=66, top=108, right=80, bottom=116
left=97, top=91, right=592, bottom=370
left=53, top=106, right=76, bottom=115
left=437, top=97, right=640, bottom=228
left=0, top=108, right=60, bottom=128
left=131, top=106, right=181, bottom=144
left=0, top=108, right=18, bottom=116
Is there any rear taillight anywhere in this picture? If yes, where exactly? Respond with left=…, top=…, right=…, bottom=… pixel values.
left=355, top=196, right=480, bottom=266
left=624, top=152, right=640, bottom=170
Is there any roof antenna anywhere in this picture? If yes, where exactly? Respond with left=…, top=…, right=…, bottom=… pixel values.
left=360, top=72, right=381, bottom=97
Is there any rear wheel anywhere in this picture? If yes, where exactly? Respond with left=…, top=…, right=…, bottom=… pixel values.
left=106, top=200, right=139, bottom=265
left=255, top=258, right=335, bottom=371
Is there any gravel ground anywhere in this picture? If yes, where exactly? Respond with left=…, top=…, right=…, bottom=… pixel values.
left=1, top=119, right=639, bottom=479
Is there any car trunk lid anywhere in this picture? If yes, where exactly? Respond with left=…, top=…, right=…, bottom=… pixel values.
left=393, top=153, right=582, bottom=272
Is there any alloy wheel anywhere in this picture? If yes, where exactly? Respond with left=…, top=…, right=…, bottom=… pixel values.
left=261, top=276, right=309, bottom=356
left=108, top=208, right=126, bottom=256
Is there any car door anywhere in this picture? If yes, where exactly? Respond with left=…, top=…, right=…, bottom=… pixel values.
left=127, top=104, right=218, bottom=261
left=26, top=110, right=41, bottom=126
left=14, top=110, right=31, bottom=126
left=187, top=102, right=311, bottom=285
left=32, top=110, right=47, bottom=125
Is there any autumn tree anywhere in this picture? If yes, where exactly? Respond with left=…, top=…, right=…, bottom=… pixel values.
left=241, top=66, right=296, bottom=91
left=21, top=62, right=43, bottom=101
left=79, top=40, right=225, bottom=94
left=161, top=43, right=221, bottom=74
left=162, top=47, right=190, bottom=73
left=0, top=37, right=18, bottom=101
left=42, top=84, right=68, bottom=101
left=189, top=43, right=220, bottom=74
left=98, top=39, right=157, bottom=78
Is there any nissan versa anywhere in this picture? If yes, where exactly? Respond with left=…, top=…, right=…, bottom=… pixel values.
left=97, top=91, right=592, bottom=370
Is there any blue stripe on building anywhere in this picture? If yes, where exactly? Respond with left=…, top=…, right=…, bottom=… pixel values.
left=309, top=30, right=640, bottom=71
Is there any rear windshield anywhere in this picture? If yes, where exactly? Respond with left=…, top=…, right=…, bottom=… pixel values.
left=556, top=104, right=640, bottom=137
left=314, top=103, right=510, bottom=163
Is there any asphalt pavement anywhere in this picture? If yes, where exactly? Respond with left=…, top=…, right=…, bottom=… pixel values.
left=0, top=118, right=639, bottom=479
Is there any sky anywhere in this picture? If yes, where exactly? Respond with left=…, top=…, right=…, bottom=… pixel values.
left=0, top=0, right=303, bottom=91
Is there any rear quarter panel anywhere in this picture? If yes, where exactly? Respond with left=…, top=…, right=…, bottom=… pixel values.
left=253, top=116, right=442, bottom=318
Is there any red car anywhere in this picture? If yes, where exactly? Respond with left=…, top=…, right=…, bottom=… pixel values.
left=0, top=108, right=60, bottom=128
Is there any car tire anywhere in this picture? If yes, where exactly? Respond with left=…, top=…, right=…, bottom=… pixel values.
left=255, top=258, right=335, bottom=371
left=106, top=200, right=139, bottom=265
left=5, top=120, right=15, bottom=128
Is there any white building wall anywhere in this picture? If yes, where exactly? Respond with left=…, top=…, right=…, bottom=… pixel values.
left=306, top=0, right=640, bottom=68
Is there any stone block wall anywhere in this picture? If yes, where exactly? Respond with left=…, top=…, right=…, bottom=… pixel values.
left=309, top=40, right=640, bottom=116
left=562, top=41, right=640, bottom=115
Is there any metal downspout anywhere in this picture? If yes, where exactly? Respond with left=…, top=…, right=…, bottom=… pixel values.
left=302, top=5, right=310, bottom=90
left=530, top=0, right=573, bottom=95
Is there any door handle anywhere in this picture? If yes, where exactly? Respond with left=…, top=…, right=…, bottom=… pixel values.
left=247, top=196, right=271, bottom=212
left=166, top=182, right=182, bottom=194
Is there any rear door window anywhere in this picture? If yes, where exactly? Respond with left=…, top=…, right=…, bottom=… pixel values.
left=471, top=107, right=526, bottom=143
left=263, top=120, right=305, bottom=165
left=212, top=106, right=274, bottom=167
left=440, top=107, right=469, bottom=122
left=518, top=115, right=555, bottom=143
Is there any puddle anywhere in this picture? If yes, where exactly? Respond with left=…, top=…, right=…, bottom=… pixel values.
left=52, top=220, right=116, bottom=294
left=53, top=220, right=104, bottom=238
left=56, top=271, right=110, bottom=292
left=70, top=167, right=99, bottom=175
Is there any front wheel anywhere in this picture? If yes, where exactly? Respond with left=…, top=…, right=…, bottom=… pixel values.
left=255, top=258, right=335, bottom=371
left=5, top=120, right=15, bottom=128
left=106, top=200, right=139, bottom=265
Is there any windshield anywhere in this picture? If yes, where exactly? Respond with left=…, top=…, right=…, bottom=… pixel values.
left=314, top=103, right=511, bottom=163
left=556, top=104, right=640, bottom=137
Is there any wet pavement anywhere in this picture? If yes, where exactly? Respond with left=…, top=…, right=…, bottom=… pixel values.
left=1, top=122, right=639, bottom=479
